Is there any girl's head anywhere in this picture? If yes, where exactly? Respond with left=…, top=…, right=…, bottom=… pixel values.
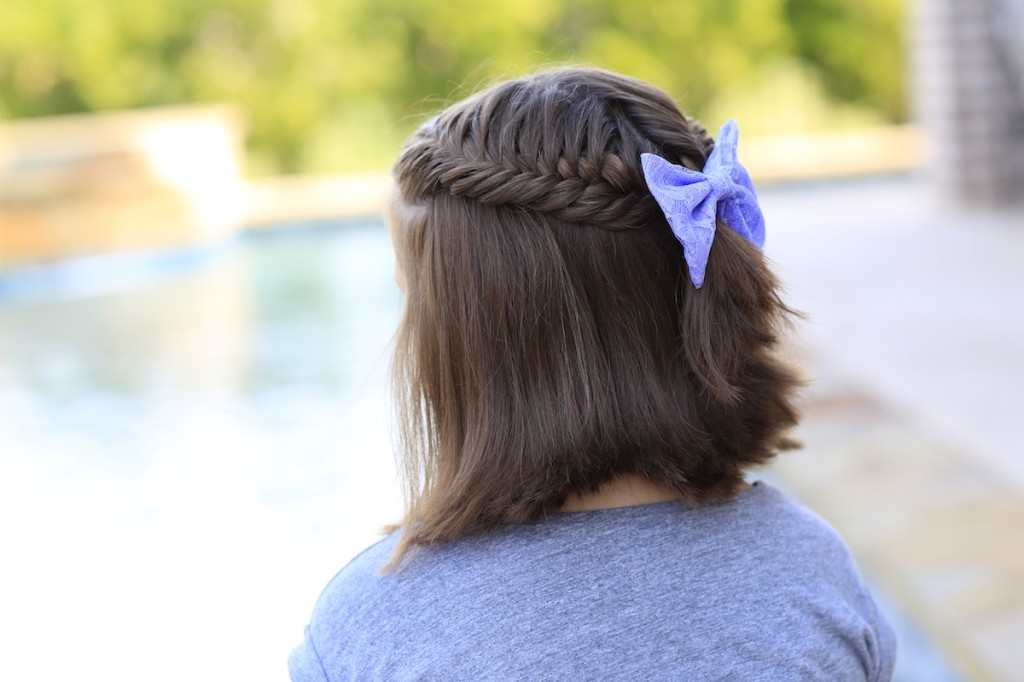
left=388, top=67, right=799, bottom=555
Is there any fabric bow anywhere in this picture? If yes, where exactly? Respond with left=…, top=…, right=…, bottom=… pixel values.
left=640, top=119, right=765, bottom=288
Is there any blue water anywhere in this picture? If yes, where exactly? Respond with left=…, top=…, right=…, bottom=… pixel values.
left=0, top=221, right=404, bottom=682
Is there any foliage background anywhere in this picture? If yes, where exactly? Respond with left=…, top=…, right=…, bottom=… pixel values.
left=0, top=0, right=907, bottom=175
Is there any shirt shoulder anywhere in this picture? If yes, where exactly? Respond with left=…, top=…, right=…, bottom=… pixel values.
left=292, top=484, right=897, bottom=682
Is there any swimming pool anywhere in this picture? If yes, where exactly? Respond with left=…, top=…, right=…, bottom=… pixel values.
left=0, top=220, right=405, bottom=682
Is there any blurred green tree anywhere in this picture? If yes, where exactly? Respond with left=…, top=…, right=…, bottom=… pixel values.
left=0, top=0, right=907, bottom=174
left=783, top=0, right=907, bottom=120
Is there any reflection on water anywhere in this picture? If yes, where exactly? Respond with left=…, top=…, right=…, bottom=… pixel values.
left=0, top=222, right=404, bottom=682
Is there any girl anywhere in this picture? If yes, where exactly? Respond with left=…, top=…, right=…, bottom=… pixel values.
left=290, top=67, right=896, bottom=681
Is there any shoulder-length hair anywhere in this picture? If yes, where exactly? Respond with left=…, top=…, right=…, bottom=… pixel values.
left=387, top=67, right=800, bottom=564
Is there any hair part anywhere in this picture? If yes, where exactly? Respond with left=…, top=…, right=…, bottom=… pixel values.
left=387, top=67, right=801, bottom=568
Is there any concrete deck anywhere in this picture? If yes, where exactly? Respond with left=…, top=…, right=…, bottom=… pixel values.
left=759, top=175, right=1024, bottom=681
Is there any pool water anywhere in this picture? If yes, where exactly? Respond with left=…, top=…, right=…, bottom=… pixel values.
left=0, top=222, right=404, bottom=682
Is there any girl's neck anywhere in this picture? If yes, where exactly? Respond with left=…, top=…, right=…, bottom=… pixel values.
left=558, top=474, right=683, bottom=513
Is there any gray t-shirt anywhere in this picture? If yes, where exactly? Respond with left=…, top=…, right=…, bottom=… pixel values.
left=290, top=483, right=895, bottom=681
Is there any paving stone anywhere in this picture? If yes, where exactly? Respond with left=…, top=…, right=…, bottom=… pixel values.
left=768, top=355, right=1024, bottom=682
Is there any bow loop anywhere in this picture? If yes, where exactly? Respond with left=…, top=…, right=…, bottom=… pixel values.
left=641, top=120, right=765, bottom=288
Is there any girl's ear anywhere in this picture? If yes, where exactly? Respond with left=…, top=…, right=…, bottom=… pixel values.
left=386, top=188, right=430, bottom=295
left=393, top=261, right=408, bottom=294
left=386, top=193, right=408, bottom=294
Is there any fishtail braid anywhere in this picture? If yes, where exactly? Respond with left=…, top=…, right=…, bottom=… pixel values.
left=395, top=70, right=716, bottom=231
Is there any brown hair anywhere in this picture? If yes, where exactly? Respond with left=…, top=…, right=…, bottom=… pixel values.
left=388, top=67, right=800, bottom=564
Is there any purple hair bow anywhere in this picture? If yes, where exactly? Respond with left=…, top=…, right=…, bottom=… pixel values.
left=640, top=119, right=765, bottom=288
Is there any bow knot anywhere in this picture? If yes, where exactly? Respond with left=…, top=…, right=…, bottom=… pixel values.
left=641, top=119, right=764, bottom=288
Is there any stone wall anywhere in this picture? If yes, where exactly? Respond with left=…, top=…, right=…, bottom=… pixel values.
left=913, top=0, right=1024, bottom=205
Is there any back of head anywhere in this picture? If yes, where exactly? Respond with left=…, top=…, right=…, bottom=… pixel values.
left=389, top=67, right=800, bottom=559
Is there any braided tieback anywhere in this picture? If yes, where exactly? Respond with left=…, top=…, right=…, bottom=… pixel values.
left=397, top=113, right=763, bottom=290
left=435, top=153, right=655, bottom=229
left=402, top=114, right=661, bottom=231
